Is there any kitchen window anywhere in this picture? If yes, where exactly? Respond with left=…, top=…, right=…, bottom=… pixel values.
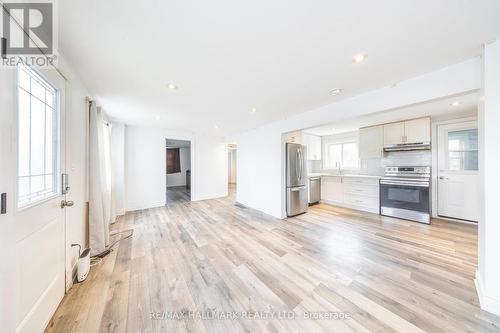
left=17, top=64, right=60, bottom=208
left=324, top=141, right=359, bottom=169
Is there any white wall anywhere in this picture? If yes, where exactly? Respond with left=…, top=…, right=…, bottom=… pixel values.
left=476, top=40, right=500, bottom=316
left=44, top=54, right=94, bottom=289
left=111, top=123, right=126, bottom=215
left=125, top=126, right=227, bottom=211
left=235, top=58, right=481, bottom=219
left=193, top=136, right=228, bottom=201
left=166, top=147, right=191, bottom=187
left=64, top=72, right=92, bottom=286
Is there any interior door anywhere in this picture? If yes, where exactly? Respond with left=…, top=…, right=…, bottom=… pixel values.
left=4, top=64, right=68, bottom=333
left=437, top=121, right=479, bottom=221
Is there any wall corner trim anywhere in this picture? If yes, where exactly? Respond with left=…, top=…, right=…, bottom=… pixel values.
left=475, top=270, right=500, bottom=316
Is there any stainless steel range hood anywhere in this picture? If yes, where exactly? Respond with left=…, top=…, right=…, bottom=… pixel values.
left=383, top=142, right=431, bottom=152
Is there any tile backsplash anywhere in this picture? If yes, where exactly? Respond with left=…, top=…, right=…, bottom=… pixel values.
left=360, top=150, right=432, bottom=175
left=309, top=150, right=432, bottom=176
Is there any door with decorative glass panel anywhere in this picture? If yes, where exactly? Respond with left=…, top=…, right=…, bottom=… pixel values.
left=437, top=121, right=479, bottom=222
left=8, top=64, right=68, bottom=333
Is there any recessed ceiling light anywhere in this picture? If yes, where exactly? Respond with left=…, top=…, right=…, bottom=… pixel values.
left=167, top=83, right=178, bottom=90
left=450, top=101, right=462, bottom=107
left=352, top=53, right=368, bottom=64
left=330, top=88, right=343, bottom=96
left=214, top=125, right=219, bottom=129
left=250, top=107, right=257, bottom=113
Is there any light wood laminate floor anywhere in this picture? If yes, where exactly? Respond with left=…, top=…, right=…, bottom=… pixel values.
left=46, top=187, right=500, bottom=332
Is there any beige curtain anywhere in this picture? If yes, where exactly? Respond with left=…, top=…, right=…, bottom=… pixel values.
left=88, top=101, right=114, bottom=255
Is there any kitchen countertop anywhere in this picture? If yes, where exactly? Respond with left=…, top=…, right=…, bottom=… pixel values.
left=308, top=173, right=382, bottom=179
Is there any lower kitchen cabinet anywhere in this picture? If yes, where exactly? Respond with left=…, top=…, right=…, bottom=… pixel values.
left=321, top=176, right=343, bottom=203
left=320, top=175, right=380, bottom=214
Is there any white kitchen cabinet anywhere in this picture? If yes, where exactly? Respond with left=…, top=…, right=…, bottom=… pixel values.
left=342, top=177, right=379, bottom=213
left=321, top=176, right=343, bottom=203
left=383, top=117, right=431, bottom=146
left=302, top=133, right=322, bottom=160
left=359, top=125, right=383, bottom=159
left=383, top=121, right=405, bottom=145
left=404, top=117, right=431, bottom=143
left=320, top=175, right=380, bottom=214
left=284, top=131, right=302, bottom=144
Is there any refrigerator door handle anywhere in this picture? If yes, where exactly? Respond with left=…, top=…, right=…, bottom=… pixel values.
left=298, top=148, right=303, bottom=181
left=295, top=150, right=300, bottom=181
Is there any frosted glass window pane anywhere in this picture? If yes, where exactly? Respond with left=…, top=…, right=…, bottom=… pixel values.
left=18, top=89, right=31, bottom=177
left=447, top=129, right=478, bottom=171
left=448, top=129, right=478, bottom=151
left=45, top=108, right=54, bottom=173
left=31, top=175, right=44, bottom=193
left=46, top=90, right=55, bottom=109
left=30, top=98, right=46, bottom=175
left=448, top=151, right=478, bottom=171
left=17, top=64, right=59, bottom=207
left=31, top=78, right=46, bottom=102
left=18, top=69, right=31, bottom=90
left=18, top=178, right=30, bottom=198
left=45, top=175, right=53, bottom=189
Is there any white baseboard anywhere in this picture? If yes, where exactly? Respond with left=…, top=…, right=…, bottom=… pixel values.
left=475, top=270, right=500, bottom=316
left=126, top=202, right=165, bottom=212
left=192, top=191, right=227, bottom=202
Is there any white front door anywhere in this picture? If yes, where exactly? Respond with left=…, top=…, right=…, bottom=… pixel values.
left=1, top=64, right=68, bottom=333
left=0, top=66, right=18, bottom=333
left=437, top=121, right=479, bottom=222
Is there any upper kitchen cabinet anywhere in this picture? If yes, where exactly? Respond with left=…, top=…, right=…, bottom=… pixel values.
left=383, top=121, right=405, bottom=145
left=284, top=131, right=302, bottom=144
left=404, top=117, right=431, bottom=143
left=359, top=125, right=383, bottom=159
left=302, top=133, right=322, bottom=160
left=383, top=117, right=430, bottom=146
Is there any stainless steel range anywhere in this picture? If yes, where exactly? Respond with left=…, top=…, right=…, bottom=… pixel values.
left=380, top=166, right=431, bottom=224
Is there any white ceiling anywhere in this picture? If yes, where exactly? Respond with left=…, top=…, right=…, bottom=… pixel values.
left=59, top=0, right=500, bottom=136
left=302, top=92, right=479, bottom=136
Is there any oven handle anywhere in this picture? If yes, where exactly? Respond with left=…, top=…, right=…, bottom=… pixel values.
left=380, top=180, right=429, bottom=187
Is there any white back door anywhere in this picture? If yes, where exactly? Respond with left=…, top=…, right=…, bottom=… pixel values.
left=437, top=121, right=479, bottom=222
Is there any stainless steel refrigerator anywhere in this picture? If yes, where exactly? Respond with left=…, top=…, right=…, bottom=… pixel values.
left=286, top=143, right=308, bottom=216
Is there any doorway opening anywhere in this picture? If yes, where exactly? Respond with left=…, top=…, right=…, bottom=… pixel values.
left=166, top=139, right=191, bottom=204
left=228, top=144, right=237, bottom=196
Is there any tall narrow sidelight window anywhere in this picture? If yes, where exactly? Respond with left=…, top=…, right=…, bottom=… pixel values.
left=17, top=64, right=60, bottom=207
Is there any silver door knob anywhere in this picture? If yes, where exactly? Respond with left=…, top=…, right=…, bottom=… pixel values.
left=439, top=176, right=449, bottom=180
left=61, top=200, right=74, bottom=208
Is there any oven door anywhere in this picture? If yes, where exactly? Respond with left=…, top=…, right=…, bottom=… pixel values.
left=380, top=180, right=430, bottom=223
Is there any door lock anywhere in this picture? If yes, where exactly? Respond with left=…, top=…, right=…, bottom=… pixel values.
left=1, top=193, right=6, bottom=214
left=61, top=200, right=74, bottom=208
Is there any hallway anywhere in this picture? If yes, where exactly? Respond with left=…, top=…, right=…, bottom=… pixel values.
left=166, top=186, right=191, bottom=205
